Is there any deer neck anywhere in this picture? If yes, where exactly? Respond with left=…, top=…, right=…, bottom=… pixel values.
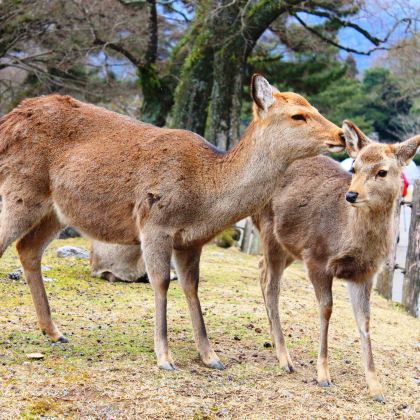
left=205, top=122, right=291, bottom=225
left=344, top=198, right=397, bottom=263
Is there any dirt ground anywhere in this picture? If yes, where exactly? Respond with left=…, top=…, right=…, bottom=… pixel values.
left=0, top=238, right=418, bottom=419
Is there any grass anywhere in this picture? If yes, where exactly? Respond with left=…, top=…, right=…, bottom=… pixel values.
left=0, top=238, right=419, bottom=418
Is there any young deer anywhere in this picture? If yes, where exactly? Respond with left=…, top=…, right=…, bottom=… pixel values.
left=253, top=120, right=420, bottom=401
left=0, top=75, right=344, bottom=370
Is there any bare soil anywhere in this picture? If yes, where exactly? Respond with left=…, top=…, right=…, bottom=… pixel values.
left=0, top=239, right=418, bottom=419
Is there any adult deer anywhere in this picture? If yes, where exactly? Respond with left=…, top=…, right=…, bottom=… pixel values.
left=0, top=75, right=344, bottom=370
left=253, top=120, right=420, bottom=401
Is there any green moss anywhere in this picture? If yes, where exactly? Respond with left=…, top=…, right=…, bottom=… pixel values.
left=214, top=227, right=241, bottom=248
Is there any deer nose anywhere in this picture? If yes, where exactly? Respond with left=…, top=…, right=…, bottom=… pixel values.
left=345, top=191, right=358, bottom=203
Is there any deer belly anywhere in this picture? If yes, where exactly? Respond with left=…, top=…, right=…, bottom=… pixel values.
left=51, top=198, right=139, bottom=245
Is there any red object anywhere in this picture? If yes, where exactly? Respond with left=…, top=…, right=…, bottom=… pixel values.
left=401, top=173, right=409, bottom=197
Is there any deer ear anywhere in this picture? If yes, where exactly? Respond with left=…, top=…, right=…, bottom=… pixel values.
left=342, top=120, right=371, bottom=158
left=394, top=135, right=420, bottom=166
left=251, top=74, right=275, bottom=113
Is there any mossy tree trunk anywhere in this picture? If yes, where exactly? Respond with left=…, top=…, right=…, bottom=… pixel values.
left=171, top=0, right=299, bottom=148
left=170, top=1, right=216, bottom=135
left=138, top=0, right=175, bottom=126
left=206, top=33, right=246, bottom=149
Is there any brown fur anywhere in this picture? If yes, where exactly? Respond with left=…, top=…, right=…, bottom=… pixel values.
left=253, top=120, right=420, bottom=401
left=0, top=75, right=344, bottom=370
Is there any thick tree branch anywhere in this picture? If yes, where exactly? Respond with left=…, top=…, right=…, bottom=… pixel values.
left=93, top=37, right=143, bottom=67
left=243, top=0, right=303, bottom=54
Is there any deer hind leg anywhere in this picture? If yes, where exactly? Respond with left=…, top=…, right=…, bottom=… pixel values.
left=16, top=213, right=66, bottom=342
left=260, top=246, right=295, bottom=373
left=173, top=246, right=224, bottom=370
left=0, top=185, right=51, bottom=257
left=347, top=279, right=384, bottom=402
left=141, top=230, right=175, bottom=370
left=307, top=264, right=333, bottom=387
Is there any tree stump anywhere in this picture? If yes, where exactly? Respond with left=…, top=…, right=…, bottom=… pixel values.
left=240, top=218, right=253, bottom=253
left=376, top=195, right=401, bottom=299
left=402, top=180, right=420, bottom=317
left=240, top=218, right=261, bottom=255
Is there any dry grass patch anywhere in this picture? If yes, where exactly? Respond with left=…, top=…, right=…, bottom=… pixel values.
left=0, top=238, right=419, bottom=418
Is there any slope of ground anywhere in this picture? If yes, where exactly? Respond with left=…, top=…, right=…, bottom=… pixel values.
left=0, top=238, right=418, bottom=419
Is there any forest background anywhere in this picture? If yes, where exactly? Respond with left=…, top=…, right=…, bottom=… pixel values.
left=1, top=0, right=419, bottom=158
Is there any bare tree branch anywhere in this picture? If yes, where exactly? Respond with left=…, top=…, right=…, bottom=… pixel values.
left=157, top=1, right=191, bottom=23
left=144, top=0, right=158, bottom=65
left=292, top=13, right=392, bottom=55
left=294, top=7, right=413, bottom=47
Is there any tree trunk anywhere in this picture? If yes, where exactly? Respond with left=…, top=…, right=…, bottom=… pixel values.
left=170, top=45, right=214, bottom=134
left=376, top=196, right=401, bottom=300
left=402, top=180, right=420, bottom=317
left=206, top=38, right=245, bottom=149
left=170, top=0, right=297, bottom=145
left=138, top=66, right=175, bottom=127
left=240, top=218, right=254, bottom=253
left=137, top=0, right=175, bottom=126
left=170, top=1, right=215, bottom=135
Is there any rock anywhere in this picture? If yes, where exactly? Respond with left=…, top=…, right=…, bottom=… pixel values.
left=263, top=342, right=272, bottom=348
left=8, top=271, right=21, bottom=280
left=59, top=226, right=81, bottom=239
left=57, top=246, right=89, bottom=259
left=26, top=353, right=44, bottom=360
left=8, top=267, right=50, bottom=280
left=43, top=277, right=56, bottom=283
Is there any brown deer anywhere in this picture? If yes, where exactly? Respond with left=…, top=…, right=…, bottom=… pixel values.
left=0, top=75, right=344, bottom=371
left=253, top=120, right=420, bottom=401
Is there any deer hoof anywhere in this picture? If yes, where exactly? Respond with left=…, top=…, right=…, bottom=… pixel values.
left=206, top=359, right=225, bottom=370
left=318, top=379, right=333, bottom=387
left=57, top=336, right=69, bottom=343
left=158, top=361, right=176, bottom=371
left=281, top=363, right=295, bottom=374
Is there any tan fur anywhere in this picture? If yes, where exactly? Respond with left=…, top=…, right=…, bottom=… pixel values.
left=253, top=120, right=420, bottom=401
left=90, top=241, right=147, bottom=282
left=0, top=75, right=344, bottom=370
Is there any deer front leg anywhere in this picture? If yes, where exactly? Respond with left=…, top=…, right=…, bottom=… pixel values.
left=308, top=267, right=333, bottom=387
left=173, top=247, right=224, bottom=370
left=348, top=279, right=384, bottom=402
left=260, top=253, right=294, bottom=373
left=16, top=213, right=66, bottom=342
left=141, top=231, right=175, bottom=370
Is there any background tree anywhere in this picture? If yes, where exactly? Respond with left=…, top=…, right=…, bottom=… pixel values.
left=0, top=0, right=417, bottom=147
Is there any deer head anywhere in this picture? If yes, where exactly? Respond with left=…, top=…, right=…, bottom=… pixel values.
left=343, top=120, right=420, bottom=209
left=250, top=74, right=345, bottom=160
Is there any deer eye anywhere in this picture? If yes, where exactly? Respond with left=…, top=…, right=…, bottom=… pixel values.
left=291, top=114, right=306, bottom=122
left=350, top=166, right=355, bottom=174
left=377, top=170, right=387, bottom=178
